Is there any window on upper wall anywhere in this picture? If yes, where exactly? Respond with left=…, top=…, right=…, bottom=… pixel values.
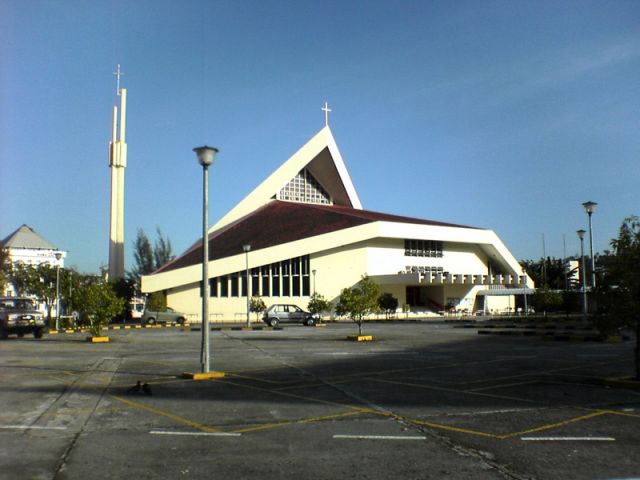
left=404, top=239, right=443, bottom=258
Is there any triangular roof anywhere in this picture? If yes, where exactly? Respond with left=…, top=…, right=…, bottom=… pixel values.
left=0, top=224, right=57, bottom=250
left=156, top=200, right=477, bottom=274
left=211, top=126, right=362, bottom=231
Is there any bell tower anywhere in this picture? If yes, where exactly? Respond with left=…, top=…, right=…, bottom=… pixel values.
left=108, top=64, right=127, bottom=280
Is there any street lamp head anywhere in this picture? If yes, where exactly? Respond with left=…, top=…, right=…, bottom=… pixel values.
left=193, top=145, right=219, bottom=167
left=576, top=229, right=586, bottom=240
left=582, top=201, right=597, bottom=215
left=54, top=252, right=63, bottom=261
left=243, top=244, right=251, bottom=253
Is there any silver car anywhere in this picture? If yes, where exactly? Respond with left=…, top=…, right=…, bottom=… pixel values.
left=141, top=307, right=187, bottom=325
left=262, top=304, right=319, bottom=327
left=0, top=297, right=46, bottom=339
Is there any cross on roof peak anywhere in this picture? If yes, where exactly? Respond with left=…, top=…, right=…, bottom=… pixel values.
left=321, top=101, right=332, bottom=127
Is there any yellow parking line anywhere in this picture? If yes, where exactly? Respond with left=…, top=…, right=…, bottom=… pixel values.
left=371, top=378, right=533, bottom=403
left=468, top=380, right=540, bottom=392
left=110, top=395, right=220, bottom=433
left=218, top=379, right=380, bottom=414
left=590, top=408, right=640, bottom=419
left=499, top=411, right=608, bottom=439
left=233, top=410, right=365, bottom=433
left=228, top=373, right=291, bottom=385
left=412, top=420, right=502, bottom=439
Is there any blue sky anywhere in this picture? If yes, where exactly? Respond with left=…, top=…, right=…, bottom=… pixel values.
left=1, top=0, right=639, bottom=273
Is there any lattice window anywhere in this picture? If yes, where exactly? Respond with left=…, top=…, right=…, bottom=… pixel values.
left=278, top=169, right=331, bottom=205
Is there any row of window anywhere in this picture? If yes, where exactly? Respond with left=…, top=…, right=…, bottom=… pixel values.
left=201, top=255, right=311, bottom=298
left=404, top=239, right=443, bottom=258
left=404, top=266, right=445, bottom=274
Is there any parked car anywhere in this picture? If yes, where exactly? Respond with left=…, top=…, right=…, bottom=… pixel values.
left=0, top=297, right=46, bottom=339
left=141, top=307, right=187, bottom=325
left=262, top=304, right=319, bottom=327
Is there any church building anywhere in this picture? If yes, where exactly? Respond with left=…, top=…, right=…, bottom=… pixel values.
left=141, top=126, right=533, bottom=321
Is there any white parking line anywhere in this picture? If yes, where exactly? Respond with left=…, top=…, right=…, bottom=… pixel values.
left=521, top=436, right=615, bottom=441
left=0, top=425, right=67, bottom=430
left=149, top=430, right=241, bottom=437
left=333, top=435, right=426, bottom=440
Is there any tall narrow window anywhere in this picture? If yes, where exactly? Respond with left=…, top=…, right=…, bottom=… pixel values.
left=251, top=267, right=260, bottom=296
left=231, top=273, right=239, bottom=297
left=261, top=266, right=270, bottom=297
left=241, top=272, right=248, bottom=296
left=210, top=278, right=218, bottom=297
left=281, top=260, right=290, bottom=296
left=292, top=257, right=301, bottom=296
left=220, top=276, right=229, bottom=297
left=301, top=255, right=310, bottom=296
left=271, top=263, right=280, bottom=296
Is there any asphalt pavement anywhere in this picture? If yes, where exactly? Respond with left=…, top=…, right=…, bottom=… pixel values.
left=1, top=322, right=639, bottom=480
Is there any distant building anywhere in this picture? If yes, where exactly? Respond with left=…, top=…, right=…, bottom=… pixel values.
left=141, top=127, right=533, bottom=320
left=1, top=224, right=66, bottom=300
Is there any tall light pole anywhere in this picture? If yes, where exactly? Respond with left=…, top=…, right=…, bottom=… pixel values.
left=194, top=145, right=219, bottom=374
left=55, top=252, right=62, bottom=331
left=243, top=244, right=251, bottom=327
left=577, top=229, right=588, bottom=319
left=582, top=201, right=597, bottom=289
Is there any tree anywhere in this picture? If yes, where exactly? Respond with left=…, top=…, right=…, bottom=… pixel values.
left=131, top=229, right=154, bottom=279
left=596, top=216, right=640, bottom=379
left=75, top=280, right=125, bottom=337
left=129, top=228, right=174, bottom=292
left=111, top=277, right=137, bottom=320
left=9, top=263, right=58, bottom=323
left=521, top=257, right=568, bottom=290
left=336, top=275, right=381, bottom=336
left=308, top=293, right=331, bottom=316
left=147, top=292, right=167, bottom=312
left=378, top=292, right=399, bottom=319
left=250, top=296, right=266, bottom=321
left=531, top=286, right=563, bottom=315
left=0, top=248, right=10, bottom=294
left=153, top=228, right=173, bottom=270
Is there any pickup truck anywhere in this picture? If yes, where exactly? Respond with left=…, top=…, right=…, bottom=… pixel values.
left=140, top=307, right=187, bottom=325
left=0, top=297, right=46, bottom=339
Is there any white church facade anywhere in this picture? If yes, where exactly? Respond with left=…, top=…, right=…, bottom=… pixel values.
left=141, top=126, right=533, bottom=321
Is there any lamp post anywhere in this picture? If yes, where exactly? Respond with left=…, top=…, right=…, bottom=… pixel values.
left=243, top=244, right=251, bottom=327
left=582, top=201, right=597, bottom=289
left=577, top=229, right=588, bottom=319
left=55, top=252, right=62, bottom=331
left=194, top=145, right=219, bottom=374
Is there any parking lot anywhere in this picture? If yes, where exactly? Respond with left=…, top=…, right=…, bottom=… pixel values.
left=1, top=322, right=639, bottom=480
